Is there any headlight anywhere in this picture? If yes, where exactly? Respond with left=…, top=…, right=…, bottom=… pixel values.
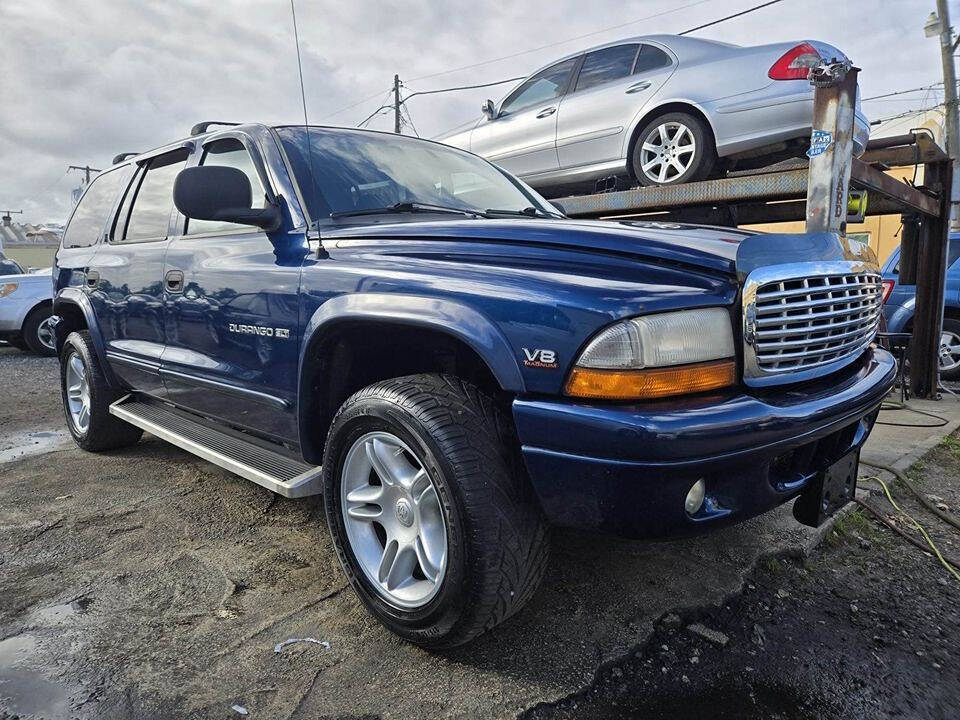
left=565, top=308, right=736, bottom=400
left=0, top=283, right=18, bottom=298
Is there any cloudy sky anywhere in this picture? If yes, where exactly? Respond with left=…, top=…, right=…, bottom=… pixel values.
left=0, top=0, right=949, bottom=224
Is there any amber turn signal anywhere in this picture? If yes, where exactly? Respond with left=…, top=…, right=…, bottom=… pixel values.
left=565, top=359, right=736, bottom=400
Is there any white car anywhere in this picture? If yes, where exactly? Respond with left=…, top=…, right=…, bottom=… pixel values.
left=0, top=253, right=55, bottom=355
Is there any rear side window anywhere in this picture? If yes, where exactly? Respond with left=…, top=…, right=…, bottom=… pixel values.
left=62, top=165, right=134, bottom=248
left=633, top=45, right=672, bottom=75
left=574, top=44, right=639, bottom=93
left=186, top=138, right=265, bottom=235
left=118, top=149, right=189, bottom=243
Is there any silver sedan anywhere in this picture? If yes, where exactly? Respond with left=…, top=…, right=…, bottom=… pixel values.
left=439, top=35, right=869, bottom=191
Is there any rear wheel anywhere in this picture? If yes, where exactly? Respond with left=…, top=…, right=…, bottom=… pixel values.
left=632, top=112, right=715, bottom=186
left=322, top=374, right=550, bottom=648
left=22, top=305, right=57, bottom=356
left=60, top=330, right=143, bottom=451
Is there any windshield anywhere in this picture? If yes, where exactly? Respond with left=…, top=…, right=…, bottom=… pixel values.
left=275, top=127, right=555, bottom=222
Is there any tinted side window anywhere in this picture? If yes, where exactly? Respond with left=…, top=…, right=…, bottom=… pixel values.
left=574, top=44, right=639, bottom=93
left=500, top=57, right=578, bottom=116
left=633, top=44, right=672, bottom=75
left=62, top=166, right=134, bottom=248
left=186, top=138, right=265, bottom=235
left=121, top=150, right=189, bottom=243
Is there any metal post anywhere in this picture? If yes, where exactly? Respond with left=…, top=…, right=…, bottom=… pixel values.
left=393, top=74, right=401, bottom=134
left=933, top=0, right=960, bottom=230
left=911, top=158, right=954, bottom=398
left=804, top=63, right=858, bottom=236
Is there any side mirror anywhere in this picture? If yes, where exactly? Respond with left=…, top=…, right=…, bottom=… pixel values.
left=173, top=166, right=282, bottom=232
left=481, top=99, right=496, bottom=120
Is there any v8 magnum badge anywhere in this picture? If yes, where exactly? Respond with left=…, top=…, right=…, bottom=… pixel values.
left=522, top=348, right=558, bottom=369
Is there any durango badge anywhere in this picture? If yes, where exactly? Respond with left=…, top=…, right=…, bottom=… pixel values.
left=228, top=323, right=290, bottom=339
left=522, top=348, right=558, bottom=369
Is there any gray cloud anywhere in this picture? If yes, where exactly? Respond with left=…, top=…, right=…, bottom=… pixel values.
left=0, top=0, right=946, bottom=224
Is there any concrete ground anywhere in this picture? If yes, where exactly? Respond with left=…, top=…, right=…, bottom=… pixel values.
left=1, top=346, right=958, bottom=719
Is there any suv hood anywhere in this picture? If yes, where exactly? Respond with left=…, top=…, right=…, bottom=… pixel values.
left=323, top=218, right=748, bottom=276
left=322, top=218, right=877, bottom=277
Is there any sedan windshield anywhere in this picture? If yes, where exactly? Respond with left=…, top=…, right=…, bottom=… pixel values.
left=275, top=127, right=556, bottom=222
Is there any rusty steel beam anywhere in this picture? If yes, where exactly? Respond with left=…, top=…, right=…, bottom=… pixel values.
left=805, top=65, right=858, bottom=234
left=557, top=168, right=809, bottom=217
left=850, top=158, right=940, bottom=216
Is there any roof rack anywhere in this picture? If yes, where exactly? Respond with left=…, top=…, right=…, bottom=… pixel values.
left=111, top=152, right=140, bottom=165
left=190, top=121, right=241, bottom=136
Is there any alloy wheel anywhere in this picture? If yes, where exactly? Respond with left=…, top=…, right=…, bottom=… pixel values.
left=940, top=330, right=960, bottom=372
left=36, top=316, right=56, bottom=351
left=639, top=121, right=697, bottom=184
left=65, top=351, right=91, bottom=434
left=340, top=431, right=448, bottom=609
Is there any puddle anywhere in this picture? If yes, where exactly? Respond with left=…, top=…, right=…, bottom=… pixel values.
left=28, top=597, right=92, bottom=625
left=0, top=428, right=72, bottom=464
left=0, top=633, right=70, bottom=718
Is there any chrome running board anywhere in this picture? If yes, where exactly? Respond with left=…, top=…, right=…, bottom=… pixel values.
left=109, top=396, right=322, bottom=498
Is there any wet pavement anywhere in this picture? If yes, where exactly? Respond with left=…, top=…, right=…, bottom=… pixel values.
left=1, top=346, right=958, bottom=719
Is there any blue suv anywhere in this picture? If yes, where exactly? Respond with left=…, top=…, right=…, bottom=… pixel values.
left=881, top=233, right=960, bottom=379
left=52, top=123, right=894, bottom=646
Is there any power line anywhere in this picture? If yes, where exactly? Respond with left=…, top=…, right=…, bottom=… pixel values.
left=406, top=0, right=717, bottom=84
left=870, top=104, right=945, bottom=126
left=862, top=83, right=944, bottom=102
left=320, top=88, right=394, bottom=121
left=678, top=0, right=784, bottom=36
left=402, top=76, right=527, bottom=102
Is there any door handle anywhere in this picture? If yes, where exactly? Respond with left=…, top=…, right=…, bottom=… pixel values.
left=535, top=106, right=557, bottom=119
left=165, top=269, right=184, bottom=293
left=85, top=270, right=99, bottom=289
left=625, top=81, right=651, bottom=94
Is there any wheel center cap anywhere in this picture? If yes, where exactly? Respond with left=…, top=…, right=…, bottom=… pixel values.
left=395, top=498, right=414, bottom=527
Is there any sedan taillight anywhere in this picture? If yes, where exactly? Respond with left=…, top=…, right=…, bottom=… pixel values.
left=881, top=279, right=895, bottom=304
left=768, top=43, right=822, bottom=81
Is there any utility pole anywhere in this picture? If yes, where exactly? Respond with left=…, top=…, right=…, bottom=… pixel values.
left=393, top=74, right=402, bottom=134
left=929, top=1, right=960, bottom=229
left=68, top=165, right=102, bottom=185
left=1, top=209, right=23, bottom=227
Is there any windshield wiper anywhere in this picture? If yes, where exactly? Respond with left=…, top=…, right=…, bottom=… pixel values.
left=329, top=202, right=480, bottom=219
left=483, top=206, right=556, bottom=219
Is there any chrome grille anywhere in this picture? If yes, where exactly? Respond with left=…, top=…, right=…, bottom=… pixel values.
left=743, top=263, right=882, bottom=382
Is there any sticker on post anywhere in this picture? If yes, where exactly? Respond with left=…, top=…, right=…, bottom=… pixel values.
left=806, top=130, right=833, bottom=158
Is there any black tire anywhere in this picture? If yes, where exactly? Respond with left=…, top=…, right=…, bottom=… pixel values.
left=632, top=111, right=716, bottom=186
left=8, top=336, right=29, bottom=351
left=22, top=304, right=57, bottom=356
left=939, top=318, right=960, bottom=380
left=59, top=330, right=143, bottom=451
left=322, top=374, right=550, bottom=648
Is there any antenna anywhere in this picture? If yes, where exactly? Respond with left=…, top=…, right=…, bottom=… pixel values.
left=290, top=0, right=317, bottom=220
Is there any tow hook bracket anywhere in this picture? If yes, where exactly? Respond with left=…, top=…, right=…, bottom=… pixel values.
left=793, top=450, right=860, bottom=528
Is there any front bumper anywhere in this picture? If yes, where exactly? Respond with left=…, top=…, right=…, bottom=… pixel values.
left=512, top=346, right=896, bottom=538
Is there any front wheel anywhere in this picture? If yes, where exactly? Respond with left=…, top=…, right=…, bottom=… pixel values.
left=632, top=112, right=716, bottom=186
left=322, top=374, right=550, bottom=648
left=940, top=318, right=960, bottom=380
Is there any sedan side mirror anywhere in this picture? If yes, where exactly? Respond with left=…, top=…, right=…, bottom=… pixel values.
left=481, top=99, right=496, bottom=120
left=173, top=166, right=282, bottom=232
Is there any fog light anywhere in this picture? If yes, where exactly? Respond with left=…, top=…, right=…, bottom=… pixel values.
left=685, top=479, right=706, bottom=515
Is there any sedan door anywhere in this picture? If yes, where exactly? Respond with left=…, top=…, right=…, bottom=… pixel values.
left=469, top=56, right=580, bottom=178
left=556, top=43, right=675, bottom=171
